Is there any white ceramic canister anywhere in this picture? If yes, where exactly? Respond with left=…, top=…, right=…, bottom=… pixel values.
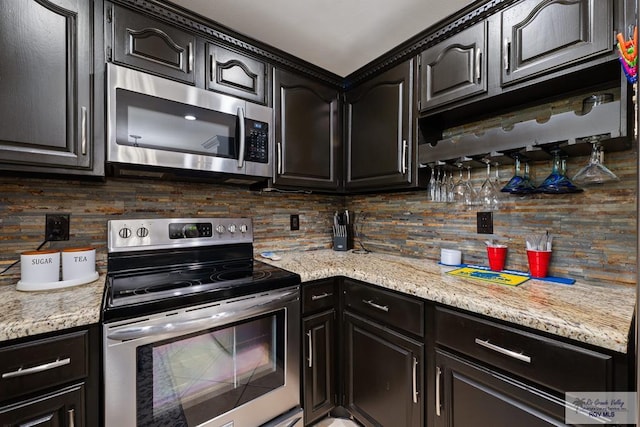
left=61, top=247, right=96, bottom=281
left=20, top=249, right=60, bottom=283
left=440, top=248, right=462, bottom=266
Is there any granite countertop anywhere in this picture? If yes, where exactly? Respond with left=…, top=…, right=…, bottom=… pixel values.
left=260, top=249, right=636, bottom=354
left=0, top=249, right=635, bottom=354
left=0, top=273, right=106, bottom=342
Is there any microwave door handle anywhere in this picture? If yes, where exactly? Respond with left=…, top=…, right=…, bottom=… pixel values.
left=237, top=107, right=245, bottom=168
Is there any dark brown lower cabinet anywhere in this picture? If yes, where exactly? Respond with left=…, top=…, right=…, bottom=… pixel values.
left=344, top=311, right=423, bottom=427
left=303, top=310, right=336, bottom=425
left=434, top=349, right=585, bottom=427
left=0, top=384, right=84, bottom=427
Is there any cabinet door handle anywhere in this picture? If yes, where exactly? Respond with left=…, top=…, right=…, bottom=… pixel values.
left=187, top=42, right=193, bottom=73
left=362, top=299, right=389, bottom=312
left=475, top=48, right=482, bottom=82
left=2, top=357, right=71, bottom=379
left=68, top=408, right=75, bottom=427
left=401, top=140, right=408, bottom=174
left=474, top=338, right=531, bottom=363
left=311, top=292, right=333, bottom=301
left=412, top=357, right=418, bottom=404
left=435, top=365, right=442, bottom=417
left=503, top=39, right=511, bottom=71
left=80, top=106, right=87, bottom=155
left=210, top=55, right=214, bottom=82
left=277, top=142, right=283, bottom=175
left=306, top=330, right=313, bottom=368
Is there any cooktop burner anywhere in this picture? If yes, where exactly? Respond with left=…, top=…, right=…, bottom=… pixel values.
left=103, top=218, right=300, bottom=322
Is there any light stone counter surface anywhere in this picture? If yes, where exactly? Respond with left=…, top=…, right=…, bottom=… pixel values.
left=260, top=249, right=635, bottom=353
left=0, top=250, right=635, bottom=353
left=0, top=274, right=105, bottom=342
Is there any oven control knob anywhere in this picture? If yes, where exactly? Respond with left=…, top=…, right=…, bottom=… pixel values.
left=239, top=224, right=248, bottom=233
left=136, top=227, right=149, bottom=238
left=215, top=225, right=226, bottom=234
left=228, top=224, right=237, bottom=234
left=118, top=227, right=132, bottom=239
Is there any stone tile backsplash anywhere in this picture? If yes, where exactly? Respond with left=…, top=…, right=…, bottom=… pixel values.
left=0, top=148, right=637, bottom=286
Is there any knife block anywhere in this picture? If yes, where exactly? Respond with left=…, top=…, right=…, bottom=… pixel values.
left=332, top=225, right=352, bottom=251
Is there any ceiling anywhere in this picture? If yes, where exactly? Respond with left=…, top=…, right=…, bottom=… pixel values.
left=169, top=0, right=476, bottom=77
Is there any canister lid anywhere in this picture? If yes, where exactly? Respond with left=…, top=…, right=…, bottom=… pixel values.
left=21, top=249, right=59, bottom=255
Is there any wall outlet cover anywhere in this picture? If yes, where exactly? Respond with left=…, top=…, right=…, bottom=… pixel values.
left=290, top=214, right=300, bottom=231
left=45, top=214, right=70, bottom=241
left=477, top=211, right=493, bottom=234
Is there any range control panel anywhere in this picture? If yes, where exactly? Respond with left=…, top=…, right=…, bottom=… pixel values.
left=108, top=218, right=253, bottom=252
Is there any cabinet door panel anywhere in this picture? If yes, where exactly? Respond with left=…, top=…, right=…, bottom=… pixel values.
left=0, top=0, right=93, bottom=170
left=345, top=59, right=414, bottom=190
left=303, top=310, right=335, bottom=425
left=207, top=44, right=266, bottom=104
left=435, top=350, right=567, bottom=427
left=0, top=384, right=84, bottom=427
left=344, top=312, right=422, bottom=427
left=420, top=21, right=488, bottom=111
left=113, top=5, right=196, bottom=84
left=502, top=0, right=612, bottom=85
left=273, top=69, right=340, bottom=190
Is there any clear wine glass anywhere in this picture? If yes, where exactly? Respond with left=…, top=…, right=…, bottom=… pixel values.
left=434, top=168, right=442, bottom=202
left=428, top=165, right=436, bottom=201
left=572, top=138, right=619, bottom=185
left=478, top=161, right=500, bottom=210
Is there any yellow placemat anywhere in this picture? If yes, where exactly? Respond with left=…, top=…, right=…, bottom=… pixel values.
left=447, top=266, right=530, bottom=286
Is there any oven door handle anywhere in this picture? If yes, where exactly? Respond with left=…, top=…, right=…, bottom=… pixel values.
left=107, top=289, right=298, bottom=341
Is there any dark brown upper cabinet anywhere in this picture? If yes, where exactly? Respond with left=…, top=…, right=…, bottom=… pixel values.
left=501, top=0, right=613, bottom=86
left=207, top=44, right=267, bottom=105
left=273, top=69, right=341, bottom=191
left=345, top=59, right=425, bottom=192
left=419, top=21, right=488, bottom=112
left=111, top=4, right=197, bottom=84
left=0, top=0, right=102, bottom=176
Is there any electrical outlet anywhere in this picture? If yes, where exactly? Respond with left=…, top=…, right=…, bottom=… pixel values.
left=477, top=212, right=493, bottom=234
left=45, top=214, right=70, bottom=241
left=290, top=214, right=300, bottom=231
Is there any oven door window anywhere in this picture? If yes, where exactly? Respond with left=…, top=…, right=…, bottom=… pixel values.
left=115, top=88, right=238, bottom=158
left=136, top=310, right=285, bottom=427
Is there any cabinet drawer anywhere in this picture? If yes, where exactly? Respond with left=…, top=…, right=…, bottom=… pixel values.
left=0, top=331, right=87, bottom=402
left=343, top=279, right=424, bottom=337
left=302, top=279, right=337, bottom=314
left=435, top=307, right=612, bottom=393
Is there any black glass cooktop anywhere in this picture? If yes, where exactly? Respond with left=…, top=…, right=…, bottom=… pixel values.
left=103, top=256, right=300, bottom=322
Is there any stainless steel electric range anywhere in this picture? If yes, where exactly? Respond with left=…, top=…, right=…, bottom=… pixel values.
left=102, top=217, right=302, bottom=427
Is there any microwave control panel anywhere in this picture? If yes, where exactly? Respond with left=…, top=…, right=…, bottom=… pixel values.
left=245, top=119, right=269, bottom=163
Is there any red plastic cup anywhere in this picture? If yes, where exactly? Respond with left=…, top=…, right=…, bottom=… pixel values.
left=487, top=246, right=507, bottom=271
left=527, top=250, right=552, bottom=278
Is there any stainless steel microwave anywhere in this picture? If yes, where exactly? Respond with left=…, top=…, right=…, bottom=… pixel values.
left=107, top=63, right=273, bottom=182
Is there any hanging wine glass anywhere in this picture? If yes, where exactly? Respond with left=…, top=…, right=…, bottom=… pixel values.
left=572, top=137, right=619, bottom=185
left=511, top=161, right=537, bottom=194
left=500, top=154, right=525, bottom=193
left=536, top=149, right=583, bottom=194
left=428, top=165, right=436, bottom=201
left=478, top=161, right=500, bottom=210
left=452, top=166, right=474, bottom=207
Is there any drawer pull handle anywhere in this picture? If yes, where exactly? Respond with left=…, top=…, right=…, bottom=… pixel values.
left=435, top=365, right=442, bottom=417
left=474, top=338, right=531, bottom=363
left=362, top=299, right=389, bottom=312
left=80, top=106, right=87, bottom=155
left=412, top=357, right=418, bottom=404
left=2, top=357, right=71, bottom=379
left=311, top=292, right=333, bottom=301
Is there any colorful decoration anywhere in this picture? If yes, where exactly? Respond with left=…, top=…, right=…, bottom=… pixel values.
left=616, top=26, right=637, bottom=84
